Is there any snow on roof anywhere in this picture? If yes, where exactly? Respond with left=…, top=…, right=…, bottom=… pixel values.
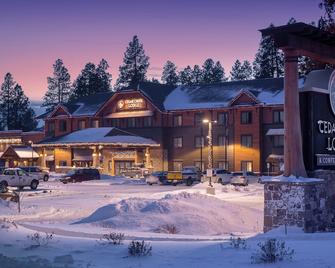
left=12, top=146, right=39, bottom=158
left=37, top=127, right=158, bottom=146
left=266, top=128, right=284, bottom=136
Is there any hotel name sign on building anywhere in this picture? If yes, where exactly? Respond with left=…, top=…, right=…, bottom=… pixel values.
left=301, top=70, right=335, bottom=169
left=117, top=98, right=145, bottom=111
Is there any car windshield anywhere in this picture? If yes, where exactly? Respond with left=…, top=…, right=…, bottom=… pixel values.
left=232, top=172, right=243, bottom=176
left=66, top=169, right=76, bottom=176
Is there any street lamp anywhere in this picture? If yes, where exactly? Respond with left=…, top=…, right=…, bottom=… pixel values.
left=203, top=119, right=217, bottom=188
left=28, top=140, right=33, bottom=166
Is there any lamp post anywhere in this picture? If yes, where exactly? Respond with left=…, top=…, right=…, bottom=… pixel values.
left=28, top=140, right=33, bottom=166
left=203, top=119, right=217, bottom=188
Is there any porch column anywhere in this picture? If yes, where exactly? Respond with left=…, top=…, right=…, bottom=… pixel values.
left=145, top=147, right=151, bottom=169
left=41, top=147, right=46, bottom=168
left=283, top=49, right=306, bottom=177
left=92, top=146, right=99, bottom=168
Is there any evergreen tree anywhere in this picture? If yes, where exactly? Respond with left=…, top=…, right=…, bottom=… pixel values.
left=150, top=77, right=160, bottom=84
left=253, top=25, right=284, bottom=79
left=161, top=61, right=178, bottom=85
left=116, top=35, right=149, bottom=88
left=192, top=65, right=202, bottom=84
left=0, top=73, right=36, bottom=131
left=71, top=60, right=111, bottom=100
left=42, top=59, right=71, bottom=111
left=230, top=60, right=253, bottom=81
left=179, top=66, right=194, bottom=86
left=202, top=58, right=226, bottom=83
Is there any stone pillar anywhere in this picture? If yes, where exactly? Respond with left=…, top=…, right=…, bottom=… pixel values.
left=145, top=147, right=151, bottom=169
left=283, top=49, right=306, bottom=177
left=41, top=147, right=46, bottom=168
left=92, top=146, right=99, bottom=168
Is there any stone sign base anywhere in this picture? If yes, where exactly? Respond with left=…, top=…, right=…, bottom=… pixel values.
left=263, top=170, right=335, bottom=233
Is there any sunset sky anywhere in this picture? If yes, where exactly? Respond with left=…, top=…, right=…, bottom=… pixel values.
left=0, top=0, right=324, bottom=101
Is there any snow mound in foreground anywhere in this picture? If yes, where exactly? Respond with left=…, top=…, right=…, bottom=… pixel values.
left=74, top=192, right=262, bottom=235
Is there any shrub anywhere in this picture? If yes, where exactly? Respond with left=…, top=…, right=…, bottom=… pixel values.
left=230, top=236, right=247, bottom=249
left=0, top=218, right=17, bottom=230
left=155, top=224, right=178, bottom=234
left=26, top=232, right=54, bottom=250
left=128, top=240, right=152, bottom=257
left=251, top=238, right=294, bottom=264
left=98, top=232, right=125, bottom=245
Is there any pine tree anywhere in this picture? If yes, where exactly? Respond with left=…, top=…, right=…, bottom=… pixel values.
left=202, top=59, right=226, bottom=83
left=0, top=73, right=36, bottom=131
left=192, top=65, right=202, bottom=84
left=230, top=60, right=253, bottom=81
left=161, top=61, right=178, bottom=85
left=116, top=35, right=149, bottom=89
left=42, top=59, right=71, bottom=111
left=71, top=60, right=112, bottom=100
left=253, top=25, right=284, bottom=79
left=179, top=66, right=194, bottom=86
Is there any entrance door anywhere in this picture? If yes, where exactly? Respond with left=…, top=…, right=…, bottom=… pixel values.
left=114, top=161, right=134, bottom=176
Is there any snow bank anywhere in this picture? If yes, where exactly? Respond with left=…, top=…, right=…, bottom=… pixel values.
left=74, top=192, right=262, bottom=235
left=100, top=174, right=146, bottom=185
left=260, top=175, right=323, bottom=183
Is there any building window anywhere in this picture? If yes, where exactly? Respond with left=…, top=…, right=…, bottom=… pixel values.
left=273, top=135, right=284, bottom=147
left=218, top=135, right=227, bottom=146
left=194, top=161, right=205, bottom=172
left=273, top=110, right=284, bottom=124
left=143, top=117, right=152, bottom=127
left=218, top=161, right=228, bottom=170
left=194, top=136, right=204, bottom=148
left=241, top=111, right=252, bottom=124
left=59, top=160, right=67, bottom=167
left=173, top=137, right=183, bottom=148
left=59, top=120, right=67, bottom=132
left=241, top=135, right=252, bottom=148
left=241, top=161, right=253, bottom=172
left=194, top=113, right=204, bottom=126
left=91, top=119, right=99, bottom=128
left=218, top=112, right=228, bottom=126
left=111, top=118, right=120, bottom=128
left=173, top=115, right=182, bottom=127
left=173, top=161, right=183, bottom=171
left=127, top=118, right=136, bottom=128
left=78, top=120, right=86, bottom=130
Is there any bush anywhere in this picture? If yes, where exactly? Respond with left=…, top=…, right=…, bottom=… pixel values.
left=26, top=232, right=54, bottom=250
left=98, top=232, right=125, bottom=245
left=154, top=224, right=178, bottom=234
left=0, top=218, right=17, bottom=230
left=128, top=240, right=152, bottom=257
left=251, top=238, right=294, bottom=264
left=229, top=236, right=247, bottom=249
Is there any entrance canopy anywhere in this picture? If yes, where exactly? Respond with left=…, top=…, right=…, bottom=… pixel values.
left=260, top=23, right=335, bottom=64
left=34, top=127, right=159, bottom=147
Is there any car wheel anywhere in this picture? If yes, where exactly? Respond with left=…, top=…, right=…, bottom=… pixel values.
left=218, top=178, right=223, bottom=184
left=0, top=181, right=8, bottom=193
left=30, top=180, right=38, bottom=190
left=43, top=175, right=49, bottom=182
left=172, top=182, right=177, bottom=186
left=186, top=178, right=193, bottom=186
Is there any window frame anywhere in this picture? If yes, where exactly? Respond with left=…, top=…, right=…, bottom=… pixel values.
left=241, top=135, right=253, bottom=148
left=194, top=113, right=204, bottom=126
left=173, top=137, right=183, bottom=148
left=194, top=136, right=205, bottom=148
left=273, top=135, right=284, bottom=147
left=241, top=111, right=252, bottom=124
left=273, top=110, right=284, bottom=124
left=59, top=120, right=67, bottom=132
left=241, top=161, right=253, bottom=172
left=173, top=115, right=183, bottom=127
left=217, top=112, right=228, bottom=126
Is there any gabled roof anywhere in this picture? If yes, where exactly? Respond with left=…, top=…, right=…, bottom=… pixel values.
left=1, top=145, right=39, bottom=159
left=163, top=78, right=284, bottom=110
left=35, top=127, right=159, bottom=147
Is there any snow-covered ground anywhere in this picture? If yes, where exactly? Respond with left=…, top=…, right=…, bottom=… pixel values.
left=0, top=176, right=334, bottom=267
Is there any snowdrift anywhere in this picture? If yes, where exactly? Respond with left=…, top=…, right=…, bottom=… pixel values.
left=74, top=192, right=262, bottom=235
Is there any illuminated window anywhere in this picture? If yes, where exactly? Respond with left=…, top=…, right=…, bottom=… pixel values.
left=241, top=161, right=253, bottom=172
left=273, top=110, right=284, bottom=124
left=218, top=161, right=228, bottom=170
left=241, top=111, right=252, bottom=124
left=241, top=135, right=252, bottom=148
left=194, top=136, right=204, bottom=148
left=273, top=135, right=284, bottom=147
left=78, top=120, right=86, bottom=130
left=173, top=137, right=183, bottom=148
left=173, top=161, right=183, bottom=171
left=173, top=115, right=182, bottom=127
left=217, top=112, right=228, bottom=126
left=59, top=120, right=67, bottom=132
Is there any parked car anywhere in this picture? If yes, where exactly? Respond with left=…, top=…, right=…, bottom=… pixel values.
left=60, top=168, right=100, bottom=184
left=120, top=165, right=149, bottom=179
left=230, top=171, right=259, bottom=186
left=19, top=166, right=49, bottom=181
left=146, top=171, right=167, bottom=185
left=0, top=168, right=39, bottom=193
left=182, top=166, right=201, bottom=186
left=214, top=169, right=231, bottom=184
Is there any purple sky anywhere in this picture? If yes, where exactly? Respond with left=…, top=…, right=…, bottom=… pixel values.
left=0, top=0, right=323, bottom=101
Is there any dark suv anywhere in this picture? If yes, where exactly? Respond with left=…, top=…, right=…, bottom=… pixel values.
left=60, top=168, right=100, bottom=184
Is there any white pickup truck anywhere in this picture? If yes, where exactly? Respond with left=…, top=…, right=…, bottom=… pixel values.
left=0, top=168, right=39, bottom=193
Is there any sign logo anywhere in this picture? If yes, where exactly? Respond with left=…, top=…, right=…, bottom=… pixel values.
left=117, top=100, right=125, bottom=109
left=117, top=98, right=145, bottom=110
left=329, top=70, right=335, bottom=115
